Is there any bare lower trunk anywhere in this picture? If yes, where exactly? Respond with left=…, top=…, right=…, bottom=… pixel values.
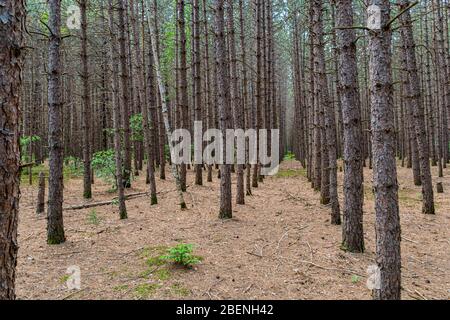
left=148, top=10, right=187, bottom=210
left=177, top=0, right=188, bottom=191
left=313, top=0, right=339, bottom=223
left=368, top=0, right=401, bottom=300
left=36, top=172, right=46, bottom=214
left=399, top=0, right=435, bottom=215
left=193, top=0, right=203, bottom=186
left=0, top=0, right=25, bottom=299
left=80, top=0, right=92, bottom=199
left=108, top=0, right=127, bottom=219
left=131, top=0, right=157, bottom=205
left=47, top=0, right=66, bottom=245
left=227, top=0, right=244, bottom=204
left=117, top=0, right=132, bottom=188
left=336, top=0, right=364, bottom=247
left=214, top=0, right=232, bottom=219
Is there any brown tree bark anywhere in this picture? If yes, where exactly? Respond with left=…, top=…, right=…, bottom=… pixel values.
left=239, top=0, right=252, bottom=196
left=252, top=0, right=262, bottom=189
left=336, top=0, right=364, bottom=249
left=130, top=0, right=158, bottom=205
left=117, top=0, right=132, bottom=188
left=433, top=0, right=450, bottom=166
left=79, top=0, right=92, bottom=199
left=177, top=0, right=188, bottom=192
left=214, top=0, right=232, bottom=219
left=368, top=0, right=401, bottom=300
left=108, top=0, right=127, bottom=219
left=0, top=0, right=25, bottom=299
left=203, top=0, right=214, bottom=183
left=153, top=0, right=166, bottom=180
left=399, top=0, right=435, bottom=215
left=227, top=0, right=245, bottom=204
left=193, top=0, right=203, bottom=186
left=148, top=11, right=187, bottom=210
left=36, top=172, right=46, bottom=214
left=312, top=0, right=339, bottom=222
left=47, top=0, right=66, bottom=244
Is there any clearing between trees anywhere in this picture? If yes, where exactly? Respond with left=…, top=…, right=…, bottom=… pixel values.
left=16, top=160, right=449, bottom=300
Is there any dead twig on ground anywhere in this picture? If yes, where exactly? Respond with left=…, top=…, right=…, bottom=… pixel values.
left=62, top=288, right=87, bottom=300
left=63, top=187, right=181, bottom=211
left=298, top=260, right=364, bottom=277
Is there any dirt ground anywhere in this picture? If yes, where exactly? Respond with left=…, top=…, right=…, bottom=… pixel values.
left=15, top=160, right=449, bottom=300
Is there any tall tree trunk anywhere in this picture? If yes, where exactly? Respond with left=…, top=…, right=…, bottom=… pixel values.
left=336, top=0, right=364, bottom=250
left=433, top=0, right=450, bottom=165
left=80, top=0, right=92, bottom=199
left=153, top=0, right=166, bottom=180
left=148, top=10, right=187, bottom=210
left=47, top=0, right=66, bottom=244
left=193, top=0, right=203, bottom=186
left=309, top=2, right=320, bottom=192
left=399, top=0, right=435, bottom=215
left=117, top=0, right=132, bottom=188
left=239, top=0, right=252, bottom=196
left=214, top=0, right=232, bottom=219
left=368, top=0, right=401, bottom=300
left=227, top=0, right=245, bottom=204
left=203, top=0, right=214, bottom=183
left=177, top=0, right=188, bottom=191
left=0, top=0, right=25, bottom=300
left=312, top=0, right=339, bottom=222
left=130, top=0, right=157, bottom=204
left=252, top=0, right=262, bottom=189
left=108, top=0, right=127, bottom=219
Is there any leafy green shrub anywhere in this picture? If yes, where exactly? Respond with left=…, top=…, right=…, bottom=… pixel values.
left=160, top=244, right=202, bottom=267
left=64, top=156, right=83, bottom=177
left=87, top=209, right=101, bottom=225
left=20, top=135, right=41, bottom=162
left=164, top=144, right=171, bottom=161
left=283, top=151, right=296, bottom=161
left=130, top=113, right=144, bottom=142
left=92, top=149, right=116, bottom=187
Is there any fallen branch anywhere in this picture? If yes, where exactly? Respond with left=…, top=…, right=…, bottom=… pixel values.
left=63, top=187, right=184, bottom=211
left=298, top=260, right=364, bottom=277
left=246, top=251, right=263, bottom=258
left=20, top=162, right=35, bottom=169
left=62, top=288, right=87, bottom=300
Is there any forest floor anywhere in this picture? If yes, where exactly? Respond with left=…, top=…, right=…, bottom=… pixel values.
left=16, top=160, right=449, bottom=300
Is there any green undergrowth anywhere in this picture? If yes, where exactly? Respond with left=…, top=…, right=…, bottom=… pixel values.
left=129, top=244, right=200, bottom=299
left=276, top=168, right=307, bottom=178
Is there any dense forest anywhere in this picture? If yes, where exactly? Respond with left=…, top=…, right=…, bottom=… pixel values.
left=0, top=0, right=449, bottom=301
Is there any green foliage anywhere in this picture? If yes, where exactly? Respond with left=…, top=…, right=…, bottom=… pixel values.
left=170, top=283, right=190, bottom=297
left=103, top=128, right=115, bottom=137
left=160, top=243, right=202, bottom=267
left=59, top=274, right=70, bottom=284
left=64, top=156, right=83, bottom=177
left=130, top=113, right=144, bottom=142
left=275, top=168, right=306, bottom=178
left=87, top=209, right=101, bottom=226
left=113, top=284, right=129, bottom=291
left=92, top=150, right=116, bottom=187
left=164, top=144, right=171, bottom=161
left=20, top=135, right=41, bottom=162
left=20, top=135, right=41, bottom=147
left=283, top=151, right=296, bottom=161
left=20, top=163, right=46, bottom=185
left=351, top=275, right=361, bottom=284
left=134, top=283, right=161, bottom=299
left=155, top=269, right=171, bottom=281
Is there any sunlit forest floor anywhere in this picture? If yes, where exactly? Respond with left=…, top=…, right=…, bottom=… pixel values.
left=16, top=160, right=449, bottom=300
